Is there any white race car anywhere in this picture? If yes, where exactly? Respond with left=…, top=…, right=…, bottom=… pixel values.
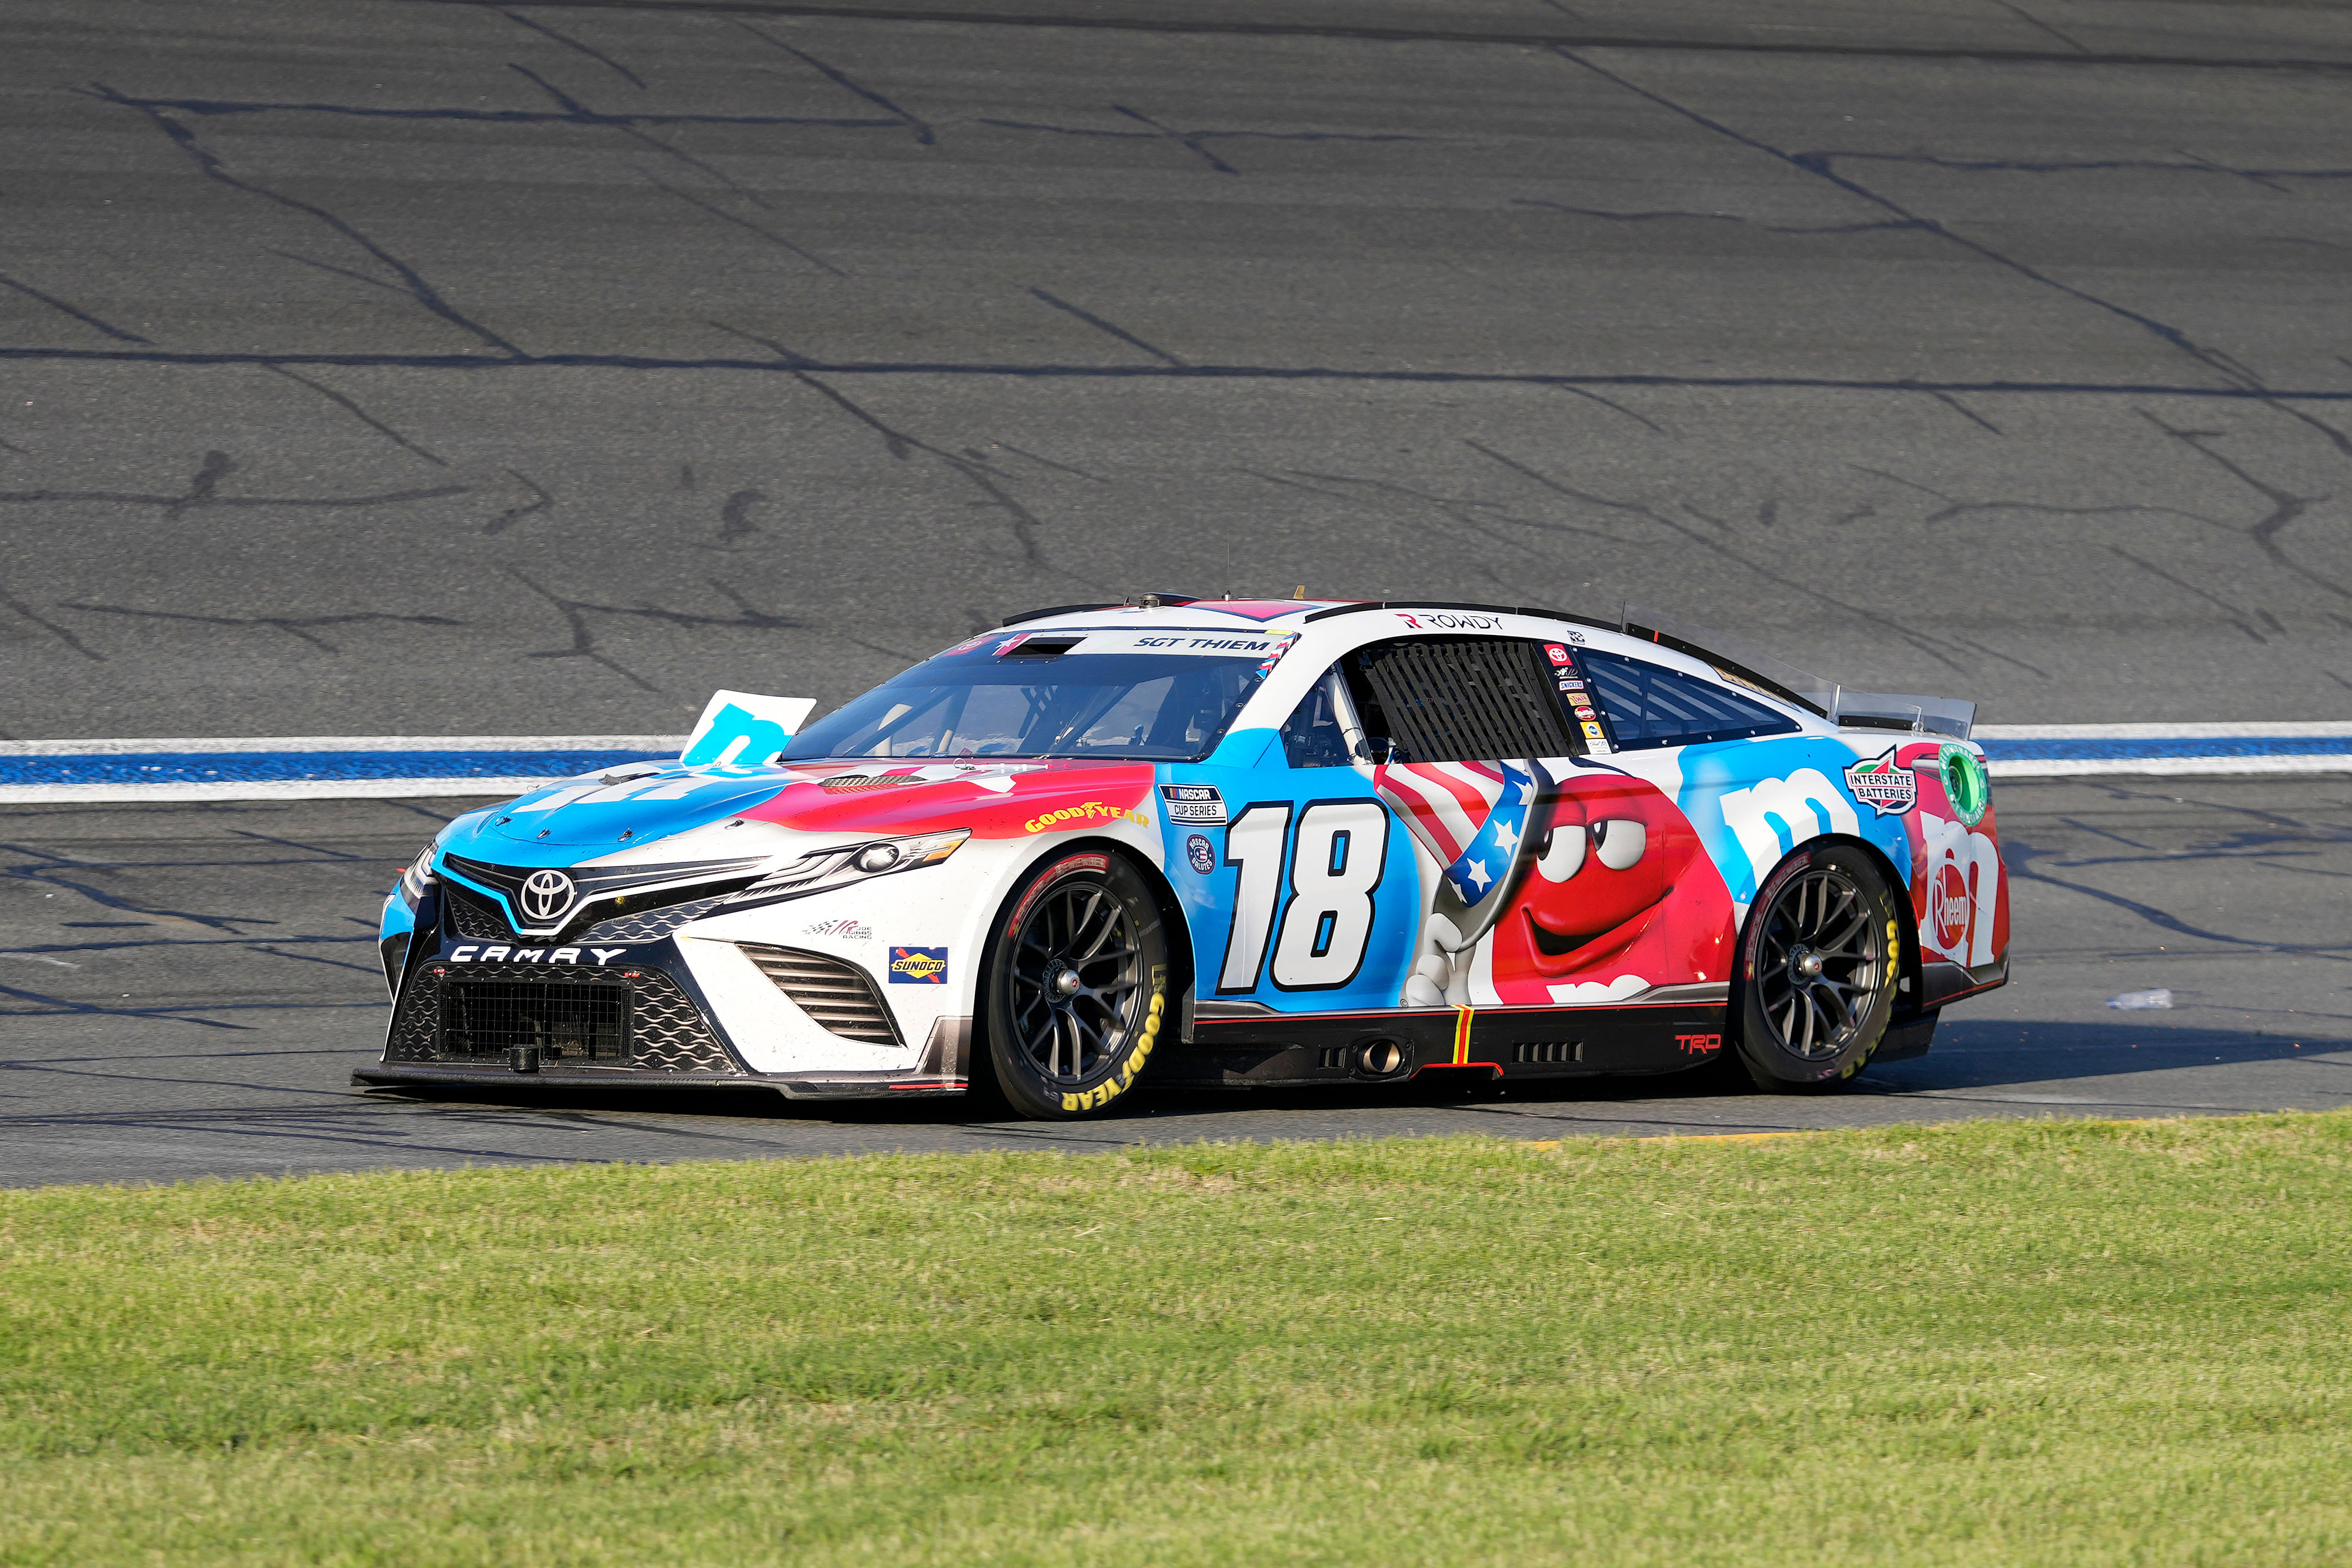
left=363, top=598, right=2006, bottom=1116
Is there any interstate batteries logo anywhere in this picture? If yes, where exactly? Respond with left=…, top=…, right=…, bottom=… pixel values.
left=1842, top=748, right=1919, bottom=817
left=888, top=946, right=948, bottom=984
left=1024, top=801, right=1151, bottom=833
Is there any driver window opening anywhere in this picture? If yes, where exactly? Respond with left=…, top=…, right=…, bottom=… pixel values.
left=1280, top=666, right=1370, bottom=768
left=1338, top=637, right=1585, bottom=764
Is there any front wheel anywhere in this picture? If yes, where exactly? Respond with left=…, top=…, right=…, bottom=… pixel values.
left=982, top=851, right=1170, bottom=1119
left=1732, top=842, right=1902, bottom=1092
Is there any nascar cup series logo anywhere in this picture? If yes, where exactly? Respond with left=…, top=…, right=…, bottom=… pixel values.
left=1842, top=748, right=1918, bottom=817
left=517, top=868, right=579, bottom=924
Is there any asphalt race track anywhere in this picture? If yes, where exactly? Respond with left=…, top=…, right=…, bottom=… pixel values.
left=6, top=776, right=2347, bottom=1186
left=5, top=0, right=2351, bottom=1183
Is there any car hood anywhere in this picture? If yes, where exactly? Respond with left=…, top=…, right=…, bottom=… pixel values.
left=447, top=758, right=1161, bottom=865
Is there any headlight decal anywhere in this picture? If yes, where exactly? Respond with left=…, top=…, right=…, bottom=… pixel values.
left=727, top=829, right=970, bottom=907
left=397, top=842, right=437, bottom=905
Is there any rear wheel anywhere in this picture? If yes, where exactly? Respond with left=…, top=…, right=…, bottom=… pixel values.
left=983, top=851, right=1170, bottom=1119
left=1732, top=842, right=1901, bottom=1092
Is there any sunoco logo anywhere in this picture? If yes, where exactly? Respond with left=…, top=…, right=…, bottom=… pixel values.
left=1842, top=748, right=1918, bottom=817
left=888, top=945, right=949, bottom=984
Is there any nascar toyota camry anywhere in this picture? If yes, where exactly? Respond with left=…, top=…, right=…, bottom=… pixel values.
left=360, top=597, right=2008, bottom=1117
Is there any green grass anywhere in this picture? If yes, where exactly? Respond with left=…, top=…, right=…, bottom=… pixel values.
left=5, top=1116, right=2352, bottom=1566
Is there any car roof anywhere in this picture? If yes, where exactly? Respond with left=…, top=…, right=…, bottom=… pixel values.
left=970, top=599, right=1976, bottom=739
left=993, top=598, right=1682, bottom=666
left=999, top=597, right=1611, bottom=633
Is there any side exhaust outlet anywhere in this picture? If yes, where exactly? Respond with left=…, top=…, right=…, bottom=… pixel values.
left=1355, top=1039, right=1407, bottom=1078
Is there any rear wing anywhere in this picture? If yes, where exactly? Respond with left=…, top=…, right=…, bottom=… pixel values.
left=1621, top=604, right=1976, bottom=740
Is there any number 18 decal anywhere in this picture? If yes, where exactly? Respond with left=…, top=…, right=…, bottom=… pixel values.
left=1217, top=800, right=1391, bottom=992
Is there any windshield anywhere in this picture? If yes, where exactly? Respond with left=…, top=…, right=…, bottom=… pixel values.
left=782, top=628, right=1290, bottom=762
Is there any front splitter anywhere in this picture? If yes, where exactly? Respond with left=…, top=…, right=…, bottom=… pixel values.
left=352, top=1063, right=968, bottom=1099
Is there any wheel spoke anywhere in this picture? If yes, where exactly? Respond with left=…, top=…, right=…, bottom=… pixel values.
left=1074, top=984, right=1128, bottom=1015
left=1815, top=884, right=1853, bottom=938
left=1812, top=989, right=1840, bottom=1055
left=1820, top=910, right=1872, bottom=957
left=1073, top=893, right=1105, bottom=959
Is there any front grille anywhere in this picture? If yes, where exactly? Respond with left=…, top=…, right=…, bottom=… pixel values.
left=386, top=975, right=439, bottom=1061
left=437, top=854, right=764, bottom=944
left=441, top=881, right=513, bottom=940
left=577, top=894, right=730, bottom=944
left=437, top=879, right=724, bottom=948
left=629, top=971, right=737, bottom=1072
left=741, top=945, right=901, bottom=1045
left=442, top=981, right=630, bottom=1062
left=381, top=962, right=740, bottom=1074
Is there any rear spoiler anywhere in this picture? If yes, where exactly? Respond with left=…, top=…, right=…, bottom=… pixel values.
left=1621, top=604, right=1976, bottom=740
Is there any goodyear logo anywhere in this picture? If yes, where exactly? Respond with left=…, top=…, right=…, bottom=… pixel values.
left=1063, top=989, right=1165, bottom=1112
left=1024, top=800, right=1150, bottom=834
left=888, top=945, right=948, bottom=984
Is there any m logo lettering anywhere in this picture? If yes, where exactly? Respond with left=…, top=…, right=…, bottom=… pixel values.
left=680, top=690, right=816, bottom=768
left=1719, top=769, right=1860, bottom=900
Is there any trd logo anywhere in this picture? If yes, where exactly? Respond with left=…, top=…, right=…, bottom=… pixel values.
left=1675, top=1032, right=1722, bottom=1055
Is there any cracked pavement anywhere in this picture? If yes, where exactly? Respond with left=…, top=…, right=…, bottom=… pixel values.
left=1, top=781, right=2347, bottom=1186
left=3, top=0, right=2351, bottom=734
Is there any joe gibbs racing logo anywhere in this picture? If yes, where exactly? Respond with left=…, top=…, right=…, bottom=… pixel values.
left=1024, top=800, right=1151, bottom=834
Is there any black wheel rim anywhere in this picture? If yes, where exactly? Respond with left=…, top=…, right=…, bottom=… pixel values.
left=1009, top=880, right=1144, bottom=1086
left=1755, top=867, right=1885, bottom=1061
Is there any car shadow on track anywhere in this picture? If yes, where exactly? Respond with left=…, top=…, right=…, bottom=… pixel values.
left=352, top=1021, right=2347, bottom=1126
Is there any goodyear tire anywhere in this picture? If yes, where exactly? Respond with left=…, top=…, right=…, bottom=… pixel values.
left=982, top=850, right=1170, bottom=1119
left=1731, top=842, right=1901, bottom=1092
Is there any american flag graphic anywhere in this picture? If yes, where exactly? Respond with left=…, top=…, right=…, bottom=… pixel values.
left=1374, top=760, right=1545, bottom=944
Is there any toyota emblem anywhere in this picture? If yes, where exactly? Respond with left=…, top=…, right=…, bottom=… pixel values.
left=518, top=869, right=579, bottom=925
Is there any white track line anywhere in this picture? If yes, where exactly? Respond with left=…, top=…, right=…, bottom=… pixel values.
left=0, top=778, right=573, bottom=804
left=1974, top=722, right=2352, bottom=740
